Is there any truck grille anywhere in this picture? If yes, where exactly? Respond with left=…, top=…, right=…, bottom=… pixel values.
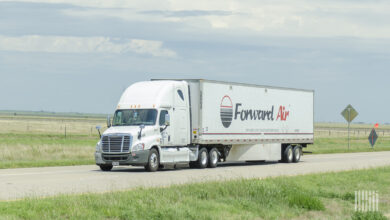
left=101, top=134, right=132, bottom=153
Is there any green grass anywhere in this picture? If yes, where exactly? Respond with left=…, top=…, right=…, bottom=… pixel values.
left=1, top=133, right=96, bottom=146
left=308, top=136, right=390, bottom=154
left=1, top=166, right=389, bottom=219
left=352, top=211, right=388, bottom=220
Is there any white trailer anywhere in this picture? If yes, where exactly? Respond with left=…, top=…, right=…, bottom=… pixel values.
left=95, top=79, right=314, bottom=171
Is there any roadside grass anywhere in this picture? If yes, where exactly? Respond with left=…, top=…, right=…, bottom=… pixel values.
left=0, top=166, right=389, bottom=219
left=308, top=136, right=390, bottom=154
left=0, top=115, right=106, bottom=135
left=0, top=133, right=97, bottom=169
left=1, top=115, right=390, bottom=169
left=352, top=211, right=388, bottom=220
left=312, top=122, right=390, bottom=154
left=0, top=116, right=103, bottom=168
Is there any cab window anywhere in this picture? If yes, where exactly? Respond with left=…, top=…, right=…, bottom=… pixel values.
left=159, top=110, right=168, bottom=126
left=112, top=109, right=157, bottom=126
left=177, top=89, right=184, bottom=101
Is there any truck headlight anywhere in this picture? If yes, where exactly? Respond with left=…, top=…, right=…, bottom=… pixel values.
left=132, top=143, right=145, bottom=152
left=95, top=141, right=102, bottom=152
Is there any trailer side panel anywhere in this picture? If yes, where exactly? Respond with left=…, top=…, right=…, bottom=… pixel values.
left=195, top=80, right=314, bottom=145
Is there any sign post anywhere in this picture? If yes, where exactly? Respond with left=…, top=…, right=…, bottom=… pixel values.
left=341, top=105, right=358, bottom=150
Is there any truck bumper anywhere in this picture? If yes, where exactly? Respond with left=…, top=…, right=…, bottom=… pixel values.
left=95, top=150, right=149, bottom=166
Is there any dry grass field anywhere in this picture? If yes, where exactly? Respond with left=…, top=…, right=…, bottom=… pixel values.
left=0, top=115, right=106, bottom=135
left=0, top=114, right=106, bottom=168
left=0, top=112, right=389, bottom=168
left=310, top=123, right=390, bottom=154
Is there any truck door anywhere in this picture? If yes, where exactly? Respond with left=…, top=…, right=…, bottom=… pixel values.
left=159, top=110, right=171, bottom=146
left=172, top=87, right=189, bottom=145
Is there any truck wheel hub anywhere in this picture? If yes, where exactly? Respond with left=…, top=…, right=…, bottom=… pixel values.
left=150, top=153, right=158, bottom=167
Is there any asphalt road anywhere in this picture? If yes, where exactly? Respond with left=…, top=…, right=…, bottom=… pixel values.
left=1, top=151, right=390, bottom=201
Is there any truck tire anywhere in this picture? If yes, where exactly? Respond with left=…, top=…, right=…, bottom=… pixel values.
left=208, top=148, right=219, bottom=168
left=99, top=165, right=113, bottom=171
left=145, top=148, right=159, bottom=172
left=194, top=147, right=208, bottom=169
left=292, top=145, right=302, bottom=163
left=282, top=145, right=293, bottom=163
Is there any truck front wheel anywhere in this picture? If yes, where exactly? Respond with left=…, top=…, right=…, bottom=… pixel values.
left=145, top=148, right=159, bottom=172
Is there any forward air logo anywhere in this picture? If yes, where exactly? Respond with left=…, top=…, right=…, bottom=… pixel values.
left=220, top=95, right=233, bottom=128
left=220, top=95, right=290, bottom=128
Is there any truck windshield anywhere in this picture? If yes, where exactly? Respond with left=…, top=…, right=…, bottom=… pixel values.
left=112, top=109, right=157, bottom=126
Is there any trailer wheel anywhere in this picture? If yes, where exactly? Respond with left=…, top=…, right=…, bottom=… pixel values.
left=208, top=148, right=219, bottom=168
left=194, top=147, right=208, bottom=168
left=283, top=145, right=293, bottom=163
left=293, top=145, right=302, bottom=163
left=145, top=148, right=159, bottom=172
left=99, top=165, right=113, bottom=171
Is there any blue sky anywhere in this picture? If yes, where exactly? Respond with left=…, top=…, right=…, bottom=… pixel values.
left=0, top=0, right=389, bottom=123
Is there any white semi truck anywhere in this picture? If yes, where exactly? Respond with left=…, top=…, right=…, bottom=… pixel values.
left=95, top=79, right=314, bottom=172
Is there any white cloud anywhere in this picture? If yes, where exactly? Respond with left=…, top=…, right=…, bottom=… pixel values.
left=60, top=0, right=390, bottom=39
left=0, top=0, right=176, bottom=10
left=1, top=0, right=390, bottom=38
left=0, top=35, right=176, bottom=57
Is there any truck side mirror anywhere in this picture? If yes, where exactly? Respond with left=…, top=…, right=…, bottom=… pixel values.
left=96, top=125, right=102, bottom=138
left=138, top=124, right=145, bottom=140
left=107, top=115, right=111, bottom=128
left=165, top=114, right=170, bottom=126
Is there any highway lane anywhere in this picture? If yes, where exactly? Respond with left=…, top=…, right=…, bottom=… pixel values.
left=1, top=151, right=390, bottom=201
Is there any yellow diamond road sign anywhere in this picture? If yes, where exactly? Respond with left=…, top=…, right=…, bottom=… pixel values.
left=341, top=104, right=358, bottom=123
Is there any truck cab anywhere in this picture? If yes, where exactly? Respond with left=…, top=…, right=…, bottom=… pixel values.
left=95, top=80, right=192, bottom=171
